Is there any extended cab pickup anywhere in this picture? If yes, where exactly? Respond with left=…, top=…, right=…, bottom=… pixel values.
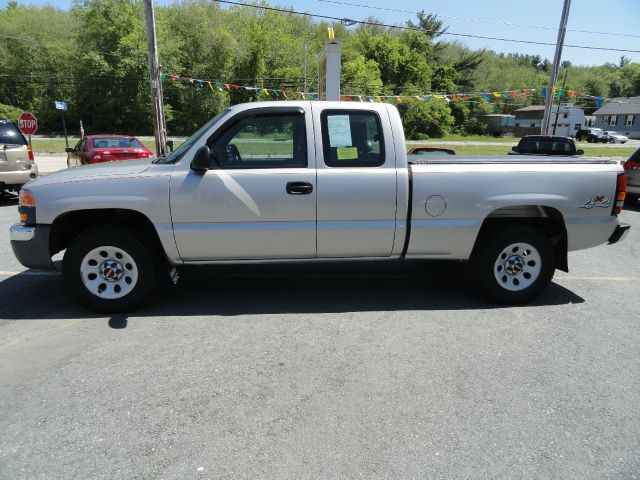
left=10, top=102, right=630, bottom=312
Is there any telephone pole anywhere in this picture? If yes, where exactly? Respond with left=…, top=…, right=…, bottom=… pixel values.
left=541, top=0, right=571, bottom=135
left=552, top=68, right=569, bottom=135
left=143, top=0, right=167, bottom=157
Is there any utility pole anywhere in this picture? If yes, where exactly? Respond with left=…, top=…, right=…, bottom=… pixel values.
left=552, top=68, right=569, bottom=135
left=541, top=0, right=571, bottom=135
left=143, top=0, right=167, bottom=157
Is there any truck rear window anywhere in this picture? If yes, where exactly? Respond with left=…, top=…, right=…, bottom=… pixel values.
left=0, top=120, right=27, bottom=146
left=320, top=110, right=385, bottom=167
left=518, top=139, right=574, bottom=155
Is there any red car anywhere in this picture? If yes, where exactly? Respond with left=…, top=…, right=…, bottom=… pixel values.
left=66, top=135, right=154, bottom=166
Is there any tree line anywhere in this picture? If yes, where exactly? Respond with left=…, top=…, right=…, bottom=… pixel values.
left=1, top=0, right=639, bottom=138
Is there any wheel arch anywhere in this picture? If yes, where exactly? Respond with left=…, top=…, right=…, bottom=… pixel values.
left=50, top=208, right=165, bottom=260
left=471, top=205, right=568, bottom=272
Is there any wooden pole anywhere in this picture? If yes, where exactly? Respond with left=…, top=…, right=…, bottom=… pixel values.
left=143, top=0, right=167, bottom=157
left=541, top=0, right=571, bottom=135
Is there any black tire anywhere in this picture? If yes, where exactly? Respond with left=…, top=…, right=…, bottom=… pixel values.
left=624, top=193, right=639, bottom=206
left=472, top=226, right=555, bottom=304
left=587, top=137, right=594, bottom=143
left=62, top=225, right=163, bottom=312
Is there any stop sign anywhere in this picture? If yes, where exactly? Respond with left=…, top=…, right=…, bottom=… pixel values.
left=17, top=112, right=38, bottom=135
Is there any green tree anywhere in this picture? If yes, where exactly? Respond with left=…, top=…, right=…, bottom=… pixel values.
left=0, top=103, right=23, bottom=121
left=398, top=98, right=454, bottom=138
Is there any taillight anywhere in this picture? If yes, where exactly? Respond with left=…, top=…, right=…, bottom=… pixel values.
left=27, top=144, right=34, bottom=162
left=613, top=172, right=626, bottom=215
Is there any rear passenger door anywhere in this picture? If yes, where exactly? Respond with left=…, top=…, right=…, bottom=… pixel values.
left=312, top=106, right=398, bottom=257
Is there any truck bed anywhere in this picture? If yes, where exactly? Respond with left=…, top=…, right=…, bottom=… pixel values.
left=408, top=154, right=617, bottom=165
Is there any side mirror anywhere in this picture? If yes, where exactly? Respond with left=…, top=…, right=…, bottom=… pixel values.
left=576, top=149, right=584, bottom=155
left=190, top=146, right=212, bottom=173
left=166, top=139, right=174, bottom=152
left=511, top=146, right=517, bottom=152
left=65, top=147, right=74, bottom=153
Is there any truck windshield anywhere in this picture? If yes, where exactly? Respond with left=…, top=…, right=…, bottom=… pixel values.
left=155, top=109, right=230, bottom=164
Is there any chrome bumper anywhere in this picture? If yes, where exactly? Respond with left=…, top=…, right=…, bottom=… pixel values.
left=626, top=184, right=640, bottom=195
left=10, top=223, right=35, bottom=241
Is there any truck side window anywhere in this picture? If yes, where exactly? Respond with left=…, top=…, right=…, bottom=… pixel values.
left=321, top=110, right=384, bottom=167
left=210, top=114, right=307, bottom=169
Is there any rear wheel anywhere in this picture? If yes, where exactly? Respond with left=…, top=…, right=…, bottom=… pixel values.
left=472, top=226, right=555, bottom=304
left=62, top=225, right=162, bottom=312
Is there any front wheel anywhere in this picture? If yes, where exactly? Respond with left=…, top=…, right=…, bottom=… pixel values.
left=62, top=226, right=163, bottom=312
left=472, top=226, right=555, bottom=304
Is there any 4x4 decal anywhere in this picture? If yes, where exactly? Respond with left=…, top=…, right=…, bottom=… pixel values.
left=581, top=195, right=612, bottom=210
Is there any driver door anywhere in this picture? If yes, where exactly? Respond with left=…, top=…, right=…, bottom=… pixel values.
left=170, top=107, right=317, bottom=261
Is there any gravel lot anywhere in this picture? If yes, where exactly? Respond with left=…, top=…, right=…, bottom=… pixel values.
left=0, top=195, right=639, bottom=480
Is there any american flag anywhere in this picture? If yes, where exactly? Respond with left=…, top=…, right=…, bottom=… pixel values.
left=80, top=120, right=85, bottom=138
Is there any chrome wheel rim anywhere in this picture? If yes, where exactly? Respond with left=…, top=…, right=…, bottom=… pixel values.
left=80, top=246, right=138, bottom=299
left=493, top=242, right=541, bottom=292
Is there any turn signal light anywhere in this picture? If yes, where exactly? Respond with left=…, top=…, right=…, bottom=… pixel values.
left=27, top=144, right=35, bottom=162
left=19, top=189, right=36, bottom=207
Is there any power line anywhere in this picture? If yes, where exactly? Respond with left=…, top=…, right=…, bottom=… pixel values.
left=314, top=0, right=640, bottom=39
left=213, top=0, right=640, bottom=54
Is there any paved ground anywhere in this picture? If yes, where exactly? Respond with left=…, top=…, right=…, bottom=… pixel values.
left=0, top=196, right=639, bottom=479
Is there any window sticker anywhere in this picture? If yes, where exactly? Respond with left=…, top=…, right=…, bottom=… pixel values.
left=327, top=115, right=352, bottom=147
left=336, top=147, right=358, bottom=160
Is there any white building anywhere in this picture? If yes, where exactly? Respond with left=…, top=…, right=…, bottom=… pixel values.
left=514, top=104, right=585, bottom=137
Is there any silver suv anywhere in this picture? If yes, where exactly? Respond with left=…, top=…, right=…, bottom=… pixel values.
left=0, top=119, right=38, bottom=193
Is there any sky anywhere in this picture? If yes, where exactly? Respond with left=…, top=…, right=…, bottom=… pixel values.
left=1, top=0, right=638, bottom=66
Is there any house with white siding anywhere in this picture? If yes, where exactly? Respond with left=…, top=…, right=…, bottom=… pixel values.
left=594, top=97, right=640, bottom=139
left=513, top=104, right=585, bottom=137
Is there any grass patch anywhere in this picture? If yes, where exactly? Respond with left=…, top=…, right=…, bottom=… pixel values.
left=30, top=137, right=179, bottom=154
left=407, top=144, right=635, bottom=157
left=30, top=136, right=633, bottom=158
left=419, top=134, right=516, bottom=143
left=31, top=138, right=79, bottom=154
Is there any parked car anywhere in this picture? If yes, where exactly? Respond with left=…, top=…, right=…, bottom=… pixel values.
left=10, top=101, right=629, bottom=312
left=575, top=127, right=609, bottom=143
left=408, top=146, right=456, bottom=156
left=624, top=148, right=640, bottom=205
left=66, top=135, right=154, bottom=167
left=509, top=135, right=584, bottom=156
left=0, top=119, right=38, bottom=193
left=603, top=131, right=629, bottom=144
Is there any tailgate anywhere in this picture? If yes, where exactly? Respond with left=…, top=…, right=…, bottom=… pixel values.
left=0, top=145, right=28, bottom=172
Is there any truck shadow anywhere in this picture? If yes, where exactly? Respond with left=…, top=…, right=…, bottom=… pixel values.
left=0, top=260, right=584, bottom=322
left=0, top=192, right=18, bottom=206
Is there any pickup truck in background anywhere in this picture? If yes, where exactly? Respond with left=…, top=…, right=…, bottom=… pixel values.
left=509, top=135, right=584, bottom=156
left=10, top=102, right=630, bottom=312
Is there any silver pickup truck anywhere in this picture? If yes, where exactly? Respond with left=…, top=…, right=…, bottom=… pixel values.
left=10, top=101, right=630, bottom=312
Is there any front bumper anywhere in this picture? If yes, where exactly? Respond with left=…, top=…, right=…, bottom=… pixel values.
left=608, top=223, right=631, bottom=245
left=10, top=223, right=54, bottom=270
